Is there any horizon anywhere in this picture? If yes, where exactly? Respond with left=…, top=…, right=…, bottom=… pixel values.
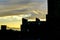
left=0, top=18, right=46, bottom=31
left=0, top=0, right=47, bottom=31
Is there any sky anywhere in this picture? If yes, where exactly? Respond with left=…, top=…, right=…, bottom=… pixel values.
left=0, top=0, right=48, bottom=31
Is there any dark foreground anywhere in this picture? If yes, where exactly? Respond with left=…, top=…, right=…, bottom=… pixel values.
left=0, top=18, right=48, bottom=40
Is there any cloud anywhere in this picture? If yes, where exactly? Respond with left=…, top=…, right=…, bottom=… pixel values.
left=0, top=0, right=47, bottom=21
left=0, top=0, right=47, bottom=30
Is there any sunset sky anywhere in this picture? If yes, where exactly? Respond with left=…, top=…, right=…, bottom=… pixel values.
left=0, top=0, right=48, bottom=31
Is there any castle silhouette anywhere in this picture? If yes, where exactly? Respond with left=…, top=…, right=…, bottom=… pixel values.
left=0, top=15, right=47, bottom=40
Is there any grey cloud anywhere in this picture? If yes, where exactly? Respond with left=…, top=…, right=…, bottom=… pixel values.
left=0, top=0, right=47, bottom=5
left=0, top=8, right=31, bottom=16
left=0, top=0, right=47, bottom=19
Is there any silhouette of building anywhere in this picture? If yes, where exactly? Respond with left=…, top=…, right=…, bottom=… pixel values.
left=0, top=18, right=47, bottom=40
left=21, top=18, right=28, bottom=32
left=0, top=24, right=21, bottom=40
left=22, top=18, right=28, bottom=25
left=1, top=25, right=7, bottom=31
left=21, top=18, right=46, bottom=39
left=21, top=18, right=41, bottom=32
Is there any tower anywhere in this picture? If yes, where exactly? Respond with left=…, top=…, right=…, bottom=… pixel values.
left=1, top=25, right=7, bottom=31
left=36, top=18, right=40, bottom=25
left=21, top=18, right=28, bottom=32
left=22, top=18, right=28, bottom=25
